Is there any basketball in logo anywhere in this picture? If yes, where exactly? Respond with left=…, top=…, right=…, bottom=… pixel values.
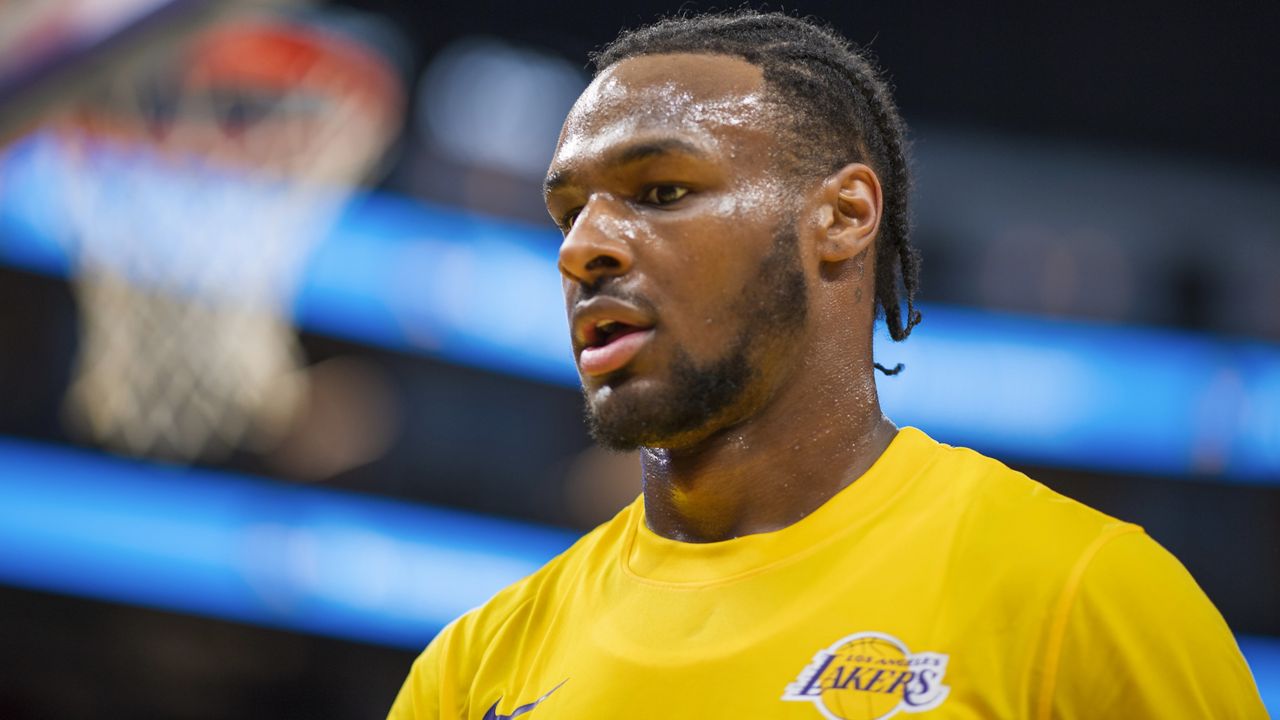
left=817, top=636, right=908, bottom=720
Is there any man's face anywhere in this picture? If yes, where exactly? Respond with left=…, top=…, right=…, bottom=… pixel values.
left=545, top=53, right=811, bottom=451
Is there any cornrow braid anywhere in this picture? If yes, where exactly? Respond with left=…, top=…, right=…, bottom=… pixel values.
left=592, top=10, right=922, bottom=373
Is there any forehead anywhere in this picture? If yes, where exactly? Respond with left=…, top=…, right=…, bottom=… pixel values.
left=552, top=53, right=773, bottom=168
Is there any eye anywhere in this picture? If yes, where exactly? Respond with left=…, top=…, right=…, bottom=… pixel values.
left=559, top=208, right=582, bottom=231
left=642, top=185, right=689, bottom=205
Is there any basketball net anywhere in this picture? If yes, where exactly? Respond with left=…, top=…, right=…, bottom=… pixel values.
left=50, top=14, right=401, bottom=462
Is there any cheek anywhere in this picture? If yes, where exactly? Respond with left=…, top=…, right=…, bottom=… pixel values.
left=665, top=290, right=740, bottom=358
left=649, top=218, right=769, bottom=359
left=638, top=176, right=796, bottom=357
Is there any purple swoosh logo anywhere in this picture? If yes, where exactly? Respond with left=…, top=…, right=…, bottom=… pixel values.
left=482, top=679, right=567, bottom=720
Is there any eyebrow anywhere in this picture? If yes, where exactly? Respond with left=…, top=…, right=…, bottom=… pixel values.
left=543, top=138, right=710, bottom=196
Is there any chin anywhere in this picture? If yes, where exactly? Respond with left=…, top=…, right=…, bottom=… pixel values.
left=582, top=349, right=758, bottom=452
left=582, top=375, right=671, bottom=451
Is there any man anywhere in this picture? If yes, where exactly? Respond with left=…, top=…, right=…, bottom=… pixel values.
left=390, top=11, right=1266, bottom=719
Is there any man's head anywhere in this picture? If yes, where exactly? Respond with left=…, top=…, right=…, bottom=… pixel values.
left=545, top=11, right=921, bottom=451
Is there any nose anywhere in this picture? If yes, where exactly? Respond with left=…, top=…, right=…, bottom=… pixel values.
left=557, top=201, right=634, bottom=286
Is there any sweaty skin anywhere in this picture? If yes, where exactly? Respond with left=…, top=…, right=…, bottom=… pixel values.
left=546, top=53, right=896, bottom=543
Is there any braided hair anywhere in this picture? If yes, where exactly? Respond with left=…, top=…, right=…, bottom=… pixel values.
left=592, top=10, right=922, bottom=373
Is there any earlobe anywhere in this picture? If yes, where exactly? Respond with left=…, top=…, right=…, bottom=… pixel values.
left=818, top=163, right=882, bottom=263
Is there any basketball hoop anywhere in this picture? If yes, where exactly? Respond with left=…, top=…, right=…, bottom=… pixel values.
left=48, top=13, right=403, bottom=462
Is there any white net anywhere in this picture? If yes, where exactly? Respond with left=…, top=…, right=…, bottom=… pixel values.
left=47, top=15, right=400, bottom=462
left=59, top=143, right=335, bottom=460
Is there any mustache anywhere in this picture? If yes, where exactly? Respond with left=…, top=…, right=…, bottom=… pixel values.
left=572, top=279, right=659, bottom=315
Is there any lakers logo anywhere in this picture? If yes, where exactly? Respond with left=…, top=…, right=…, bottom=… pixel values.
left=781, top=632, right=949, bottom=720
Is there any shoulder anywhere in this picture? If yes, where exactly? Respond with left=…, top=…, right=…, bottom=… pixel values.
left=898, top=431, right=1139, bottom=629
left=906, top=432, right=1264, bottom=716
left=390, top=500, right=638, bottom=718
left=434, top=496, right=636, bottom=657
left=908, top=429, right=1136, bottom=562
left=1042, top=530, right=1267, bottom=718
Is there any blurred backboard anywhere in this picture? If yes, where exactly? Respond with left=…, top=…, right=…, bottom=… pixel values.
left=0, top=2, right=406, bottom=463
left=0, top=0, right=260, bottom=145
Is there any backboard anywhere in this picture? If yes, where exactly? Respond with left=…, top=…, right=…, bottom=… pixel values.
left=0, top=0, right=257, bottom=145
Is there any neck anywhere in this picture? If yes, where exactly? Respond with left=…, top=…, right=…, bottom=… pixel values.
left=639, top=358, right=897, bottom=543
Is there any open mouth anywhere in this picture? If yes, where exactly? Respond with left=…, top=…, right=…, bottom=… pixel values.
left=586, top=320, right=649, bottom=349
left=578, top=320, right=655, bottom=377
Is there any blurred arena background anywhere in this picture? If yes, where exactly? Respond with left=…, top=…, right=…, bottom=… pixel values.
left=0, top=0, right=1277, bottom=717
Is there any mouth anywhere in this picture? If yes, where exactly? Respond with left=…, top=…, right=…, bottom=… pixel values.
left=583, top=319, right=649, bottom=348
left=570, top=290, right=660, bottom=378
left=575, top=314, right=656, bottom=377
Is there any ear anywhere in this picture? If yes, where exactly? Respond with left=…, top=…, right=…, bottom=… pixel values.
left=816, top=162, right=882, bottom=263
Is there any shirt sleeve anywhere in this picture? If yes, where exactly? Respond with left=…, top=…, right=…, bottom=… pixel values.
left=387, top=627, right=450, bottom=720
left=1045, top=529, right=1268, bottom=719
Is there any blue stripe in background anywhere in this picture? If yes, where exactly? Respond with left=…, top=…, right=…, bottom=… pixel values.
left=1, top=133, right=1278, bottom=482
left=1239, top=636, right=1280, bottom=716
left=0, top=436, right=576, bottom=649
left=0, top=437, right=1275, bottom=713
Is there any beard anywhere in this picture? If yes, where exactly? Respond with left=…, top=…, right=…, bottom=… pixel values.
left=583, top=223, right=808, bottom=451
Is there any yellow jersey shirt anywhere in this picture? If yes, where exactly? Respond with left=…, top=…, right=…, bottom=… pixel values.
left=388, top=427, right=1267, bottom=719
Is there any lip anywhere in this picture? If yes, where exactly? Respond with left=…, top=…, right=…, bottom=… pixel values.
left=571, top=296, right=656, bottom=347
left=571, top=296, right=657, bottom=376
left=578, top=328, right=655, bottom=376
